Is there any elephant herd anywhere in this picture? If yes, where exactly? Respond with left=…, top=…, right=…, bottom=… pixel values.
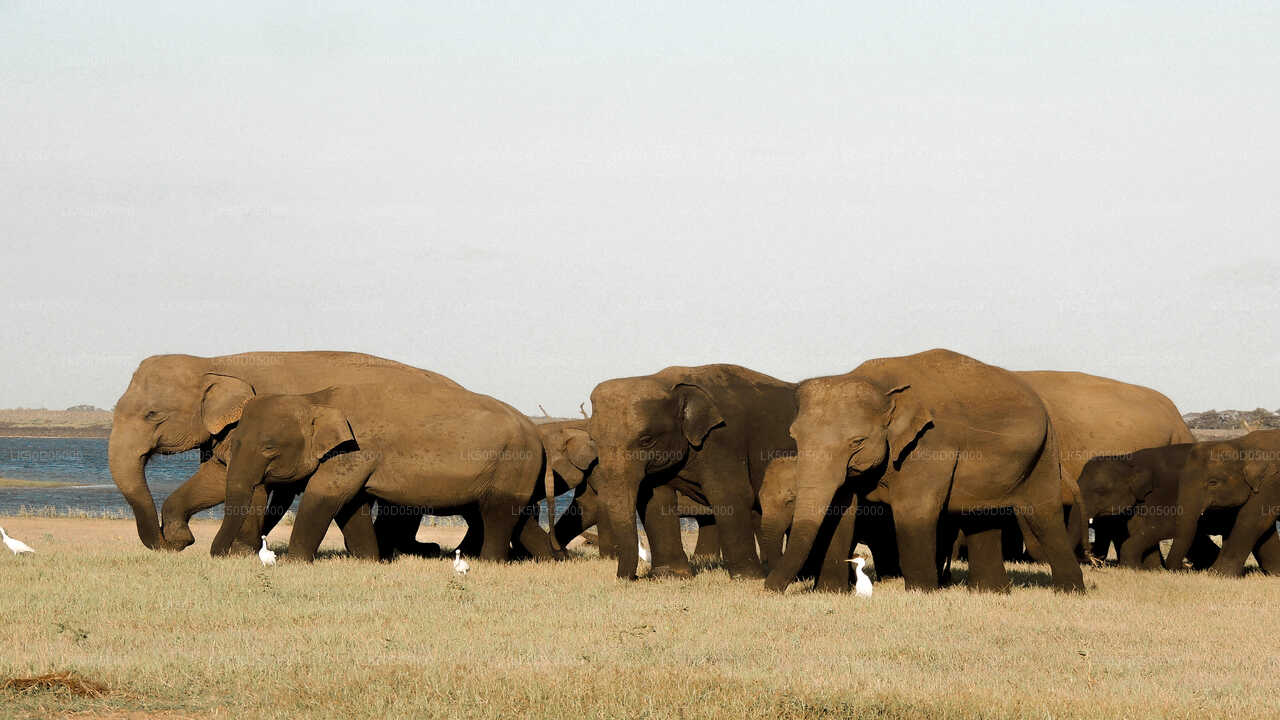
left=108, top=349, right=1280, bottom=594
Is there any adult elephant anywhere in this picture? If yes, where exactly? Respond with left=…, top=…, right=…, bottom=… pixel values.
left=1016, top=371, right=1194, bottom=560
left=1077, top=444, right=1228, bottom=569
left=1166, top=430, right=1280, bottom=576
left=540, top=419, right=725, bottom=560
left=108, top=351, right=457, bottom=551
left=588, top=365, right=796, bottom=580
left=765, top=349, right=1085, bottom=593
left=210, top=379, right=550, bottom=562
left=758, top=455, right=900, bottom=585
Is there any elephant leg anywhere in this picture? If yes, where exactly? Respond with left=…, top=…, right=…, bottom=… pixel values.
left=1185, top=532, right=1221, bottom=570
left=334, top=494, right=380, bottom=560
left=891, top=499, right=943, bottom=592
left=960, top=515, right=1011, bottom=592
left=1117, top=523, right=1163, bottom=569
left=1003, top=513, right=1029, bottom=562
left=514, top=510, right=561, bottom=560
left=1210, top=501, right=1277, bottom=577
left=1251, top=525, right=1280, bottom=575
left=259, top=483, right=300, bottom=539
left=864, top=506, right=901, bottom=579
left=554, top=487, right=596, bottom=549
left=476, top=500, right=521, bottom=562
left=640, top=485, right=693, bottom=578
left=373, top=503, right=432, bottom=560
left=1017, top=514, right=1046, bottom=564
left=1017, top=498, right=1086, bottom=592
left=457, top=508, right=485, bottom=556
left=287, top=452, right=375, bottom=562
left=691, top=517, right=720, bottom=560
left=700, top=464, right=765, bottom=579
left=159, top=460, right=229, bottom=550
left=936, top=513, right=959, bottom=586
left=1096, top=516, right=1129, bottom=563
left=814, top=483, right=859, bottom=593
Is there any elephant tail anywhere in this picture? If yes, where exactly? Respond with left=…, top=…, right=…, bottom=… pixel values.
left=1068, top=478, right=1099, bottom=567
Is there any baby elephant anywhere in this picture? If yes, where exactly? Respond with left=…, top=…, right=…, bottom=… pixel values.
left=210, top=380, right=548, bottom=562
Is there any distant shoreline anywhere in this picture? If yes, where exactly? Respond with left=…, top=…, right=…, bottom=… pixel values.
left=0, top=428, right=111, bottom=439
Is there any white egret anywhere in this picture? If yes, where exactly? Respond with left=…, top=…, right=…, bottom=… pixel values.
left=453, top=549, right=470, bottom=575
left=847, top=556, right=873, bottom=597
left=258, top=536, right=276, bottom=566
left=1, top=527, right=34, bottom=555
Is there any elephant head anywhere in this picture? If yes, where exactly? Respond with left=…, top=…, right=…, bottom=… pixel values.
left=108, top=355, right=256, bottom=549
left=764, top=376, right=932, bottom=591
left=1166, top=441, right=1264, bottom=569
left=1077, top=455, right=1154, bottom=519
left=536, top=420, right=598, bottom=552
left=758, top=455, right=798, bottom=571
left=587, top=377, right=724, bottom=579
left=209, top=393, right=353, bottom=556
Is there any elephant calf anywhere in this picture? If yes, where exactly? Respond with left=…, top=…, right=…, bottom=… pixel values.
left=1078, top=444, right=1225, bottom=569
left=210, top=379, right=549, bottom=563
left=539, top=419, right=725, bottom=560
left=1165, top=430, right=1280, bottom=576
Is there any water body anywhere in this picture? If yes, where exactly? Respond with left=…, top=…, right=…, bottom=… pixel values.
left=0, top=437, right=575, bottom=522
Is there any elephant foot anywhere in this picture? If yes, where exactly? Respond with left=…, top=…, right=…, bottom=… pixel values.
left=1208, top=562, right=1244, bottom=578
left=649, top=564, right=694, bottom=579
left=725, top=564, right=766, bottom=581
left=160, top=523, right=196, bottom=551
left=398, top=542, right=442, bottom=559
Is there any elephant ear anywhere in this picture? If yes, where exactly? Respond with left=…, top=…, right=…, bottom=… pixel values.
left=885, top=384, right=934, bottom=468
left=673, top=383, right=725, bottom=448
left=200, top=374, right=256, bottom=435
left=308, top=405, right=354, bottom=465
left=564, top=429, right=598, bottom=471
left=1240, top=460, right=1274, bottom=493
left=1127, top=468, right=1156, bottom=501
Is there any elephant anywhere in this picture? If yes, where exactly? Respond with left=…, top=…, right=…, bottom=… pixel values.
left=1166, top=430, right=1280, bottom=576
left=588, top=364, right=797, bottom=580
left=765, top=349, right=1085, bottom=593
left=1077, top=444, right=1233, bottom=569
left=758, top=455, right=900, bottom=584
left=209, top=378, right=552, bottom=563
left=1015, top=370, right=1194, bottom=561
left=109, top=351, right=458, bottom=551
left=538, top=419, right=725, bottom=560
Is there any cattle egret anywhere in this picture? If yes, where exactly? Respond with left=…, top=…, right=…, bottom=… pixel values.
left=258, top=536, right=276, bottom=566
left=1, top=527, right=34, bottom=555
left=847, top=556, right=873, bottom=597
left=453, top=549, right=470, bottom=575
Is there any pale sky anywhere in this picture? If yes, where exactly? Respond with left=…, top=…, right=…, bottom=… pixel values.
left=2, top=2, right=1278, bottom=415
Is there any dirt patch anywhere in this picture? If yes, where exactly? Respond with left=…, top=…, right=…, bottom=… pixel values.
left=3, top=671, right=111, bottom=698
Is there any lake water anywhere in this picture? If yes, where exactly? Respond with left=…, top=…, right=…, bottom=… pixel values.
left=0, top=437, right=573, bottom=522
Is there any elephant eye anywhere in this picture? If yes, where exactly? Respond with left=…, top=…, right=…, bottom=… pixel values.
left=638, top=435, right=656, bottom=448
left=144, top=410, right=166, bottom=423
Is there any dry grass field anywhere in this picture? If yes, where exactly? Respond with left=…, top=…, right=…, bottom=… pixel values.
left=1, top=517, right=1278, bottom=719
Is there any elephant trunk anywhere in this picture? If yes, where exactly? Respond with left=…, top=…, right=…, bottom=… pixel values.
left=764, top=454, right=846, bottom=592
left=554, top=486, right=596, bottom=548
left=597, top=462, right=643, bottom=579
left=1165, top=479, right=1203, bottom=570
left=210, top=452, right=267, bottom=557
left=543, top=459, right=561, bottom=553
left=758, top=505, right=789, bottom=572
left=108, top=421, right=167, bottom=551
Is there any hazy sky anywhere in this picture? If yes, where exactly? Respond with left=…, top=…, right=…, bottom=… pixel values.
left=2, top=2, right=1277, bottom=414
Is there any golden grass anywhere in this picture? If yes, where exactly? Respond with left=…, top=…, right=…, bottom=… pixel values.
left=0, top=477, right=84, bottom=489
left=1, top=517, right=1277, bottom=719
